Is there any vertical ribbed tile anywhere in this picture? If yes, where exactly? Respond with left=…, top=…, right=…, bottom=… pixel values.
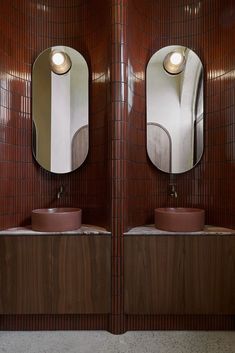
left=0, top=314, right=110, bottom=330
left=126, top=0, right=235, bottom=230
left=109, top=0, right=128, bottom=334
left=0, top=0, right=112, bottom=332
left=0, top=0, right=111, bottom=230
left=125, top=314, right=235, bottom=331
left=0, top=0, right=235, bottom=334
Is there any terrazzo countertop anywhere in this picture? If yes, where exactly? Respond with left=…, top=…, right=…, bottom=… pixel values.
left=124, top=224, right=235, bottom=236
left=0, top=224, right=111, bottom=236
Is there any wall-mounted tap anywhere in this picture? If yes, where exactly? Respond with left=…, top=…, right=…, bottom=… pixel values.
left=57, top=185, right=64, bottom=199
left=169, top=174, right=177, bottom=198
left=169, top=184, right=177, bottom=198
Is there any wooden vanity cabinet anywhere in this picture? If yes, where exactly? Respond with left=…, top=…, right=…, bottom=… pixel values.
left=124, top=236, right=184, bottom=314
left=184, top=236, right=235, bottom=314
left=0, top=236, right=52, bottom=314
left=52, top=236, right=111, bottom=314
left=124, top=235, right=235, bottom=315
left=0, top=235, right=111, bottom=314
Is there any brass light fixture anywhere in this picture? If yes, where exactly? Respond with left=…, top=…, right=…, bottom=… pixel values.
left=163, top=51, right=186, bottom=75
left=50, top=51, right=72, bottom=75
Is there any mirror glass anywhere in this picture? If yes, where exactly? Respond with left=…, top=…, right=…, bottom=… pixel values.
left=146, top=45, right=203, bottom=174
left=32, top=46, right=89, bottom=174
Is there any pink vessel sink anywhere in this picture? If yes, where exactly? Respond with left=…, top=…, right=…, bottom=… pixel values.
left=155, top=207, right=205, bottom=232
left=31, top=208, right=82, bottom=232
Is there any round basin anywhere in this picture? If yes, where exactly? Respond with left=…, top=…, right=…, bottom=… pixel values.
left=31, top=208, right=82, bottom=232
left=155, top=207, right=205, bottom=232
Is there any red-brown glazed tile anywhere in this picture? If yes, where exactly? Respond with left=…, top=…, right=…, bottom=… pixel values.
left=0, top=0, right=111, bottom=231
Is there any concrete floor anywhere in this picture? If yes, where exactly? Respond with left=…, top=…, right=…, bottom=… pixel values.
left=0, top=331, right=235, bottom=353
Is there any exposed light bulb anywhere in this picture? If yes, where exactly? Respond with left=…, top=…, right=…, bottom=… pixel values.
left=50, top=51, right=72, bottom=75
left=52, top=52, right=65, bottom=66
left=169, top=52, right=183, bottom=66
left=163, top=50, right=186, bottom=75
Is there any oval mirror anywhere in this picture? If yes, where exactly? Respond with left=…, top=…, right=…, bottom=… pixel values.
left=146, top=45, right=203, bottom=174
left=32, top=46, right=89, bottom=174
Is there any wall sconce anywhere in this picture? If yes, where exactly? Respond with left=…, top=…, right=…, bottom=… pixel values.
left=163, top=51, right=186, bottom=75
left=50, top=51, right=72, bottom=75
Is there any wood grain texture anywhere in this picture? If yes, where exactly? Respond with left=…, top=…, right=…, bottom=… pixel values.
left=0, top=236, right=111, bottom=315
left=52, top=236, right=111, bottom=314
left=124, top=236, right=235, bottom=315
left=124, top=236, right=184, bottom=314
left=185, top=236, right=235, bottom=314
left=0, top=236, right=52, bottom=314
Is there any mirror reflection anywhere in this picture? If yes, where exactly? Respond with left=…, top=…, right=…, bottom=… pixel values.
left=32, top=46, right=89, bottom=174
left=147, top=45, right=203, bottom=174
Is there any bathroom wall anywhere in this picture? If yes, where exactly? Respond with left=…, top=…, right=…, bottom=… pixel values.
left=1, top=0, right=234, bottom=230
left=126, top=0, right=235, bottom=229
left=0, top=0, right=234, bottom=336
left=0, top=0, right=111, bottom=230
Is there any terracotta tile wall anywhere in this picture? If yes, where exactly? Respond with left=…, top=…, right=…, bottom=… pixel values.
left=1, top=0, right=233, bottom=229
left=126, top=0, right=235, bottom=230
left=109, top=0, right=128, bottom=333
left=0, top=0, right=111, bottom=230
left=0, top=0, right=234, bottom=334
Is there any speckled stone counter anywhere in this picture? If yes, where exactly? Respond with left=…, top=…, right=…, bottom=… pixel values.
left=0, top=224, right=111, bottom=235
left=124, top=224, right=235, bottom=236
